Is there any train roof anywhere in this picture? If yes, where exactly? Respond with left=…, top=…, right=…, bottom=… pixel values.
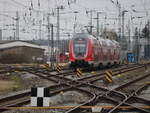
left=73, top=33, right=96, bottom=39
left=98, top=37, right=120, bottom=47
left=72, top=33, right=120, bottom=47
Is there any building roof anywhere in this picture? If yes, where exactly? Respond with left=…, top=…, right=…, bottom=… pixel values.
left=0, top=40, right=44, bottom=50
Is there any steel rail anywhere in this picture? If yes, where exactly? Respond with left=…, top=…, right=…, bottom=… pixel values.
left=66, top=72, right=150, bottom=113
left=108, top=84, right=150, bottom=113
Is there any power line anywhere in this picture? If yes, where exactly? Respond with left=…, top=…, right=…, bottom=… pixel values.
left=11, top=0, right=28, bottom=9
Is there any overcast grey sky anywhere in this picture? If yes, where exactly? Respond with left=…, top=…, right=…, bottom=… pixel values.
left=0, top=0, right=150, bottom=40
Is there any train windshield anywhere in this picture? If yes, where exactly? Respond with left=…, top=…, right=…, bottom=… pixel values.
left=73, top=38, right=87, bottom=57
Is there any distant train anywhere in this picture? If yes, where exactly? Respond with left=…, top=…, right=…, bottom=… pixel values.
left=69, top=33, right=121, bottom=69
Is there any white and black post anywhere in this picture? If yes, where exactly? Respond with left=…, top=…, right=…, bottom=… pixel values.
left=31, top=87, right=50, bottom=107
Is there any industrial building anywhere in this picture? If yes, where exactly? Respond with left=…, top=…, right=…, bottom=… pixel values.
left=0, top=40, right=45, bottom=64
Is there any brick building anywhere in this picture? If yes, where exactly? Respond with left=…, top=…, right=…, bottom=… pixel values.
left=0, top=41, right=44, bottom=63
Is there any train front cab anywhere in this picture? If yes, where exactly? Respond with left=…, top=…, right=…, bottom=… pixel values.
left=69, top=37, right=93, bottom=68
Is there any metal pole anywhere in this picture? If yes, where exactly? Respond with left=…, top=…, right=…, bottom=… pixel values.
left=56, top=7, right=60, bottom=63
left=73, top=11, right=78, bottom=33
left=96, top=12, right=99, bottom=38
left=128, top=19, right=131, bottom=52
left=39, top=20, right=42, bottom=40
left=90, top=10, right=93, bottom=34
left=13, top=32, right=15, bottom=40
left=16, top=11, right=19, bottom=40
left=0, top=29, right=2, bottom=40
left=148, top=20, right=150, bottom=59
left=104, top=13, right=107, bottom=38
left=137, top=28, right=140, bottom=63
left=118, top=4, right=121, bottom=41
left=47, top=14, right=51, bottom=65
left=122, top=11, right=124, bottom=39
left=51, top=24, right=54, bottom=68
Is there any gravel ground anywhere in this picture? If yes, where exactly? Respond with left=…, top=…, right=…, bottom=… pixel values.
left=0, top=72, right=55, bottom=97
left=49, top=90, right=91, bottom=105
left=3, top=109, right=64, bottom=113
left=3, top=90, right=91, bottom=113
left=136, top=85, right=150, bottom=100
left=93, top=65, right=150, bottom=90
left=1, top=65, right=150, bottom=113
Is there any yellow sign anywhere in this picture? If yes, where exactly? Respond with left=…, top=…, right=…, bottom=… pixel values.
left=76, top=68, right=82, bottom=77
left=55, top=64, right=62, bottom=72
left=104, top=71, right=113, bottom=83
left=44, top=64, right=50, bottom=69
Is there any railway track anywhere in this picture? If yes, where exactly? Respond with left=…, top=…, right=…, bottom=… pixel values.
left=77, top=64, right=146, bottom=82
left=66, top=71, right=150, bottom=113
left=0, top=64, right=149, bottom=112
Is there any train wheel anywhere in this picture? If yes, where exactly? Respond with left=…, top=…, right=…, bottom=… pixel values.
left=98, top=63, right=103, bottom=70
left=107, top=63, right=111, bottom=68
left=113, top=62, right=118, bottom=68
left=89, top=64, right=94, bottom=71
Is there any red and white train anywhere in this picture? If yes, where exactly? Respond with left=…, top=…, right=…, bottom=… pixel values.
left=69, top=33, right=121, bottom=68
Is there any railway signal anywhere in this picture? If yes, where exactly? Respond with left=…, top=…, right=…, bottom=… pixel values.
left=104, top=71, right=113, bottom=83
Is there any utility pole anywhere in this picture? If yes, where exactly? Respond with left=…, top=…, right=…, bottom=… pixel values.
left=0, top=29, right=2, bottom=40
left=109, top=0, right=121, bottom=41
left=47, top=14, right=51, bottom=66
left=137, top=28, right=140, bottom=63
left=96, top=12, right=100, bottom=38
left=118, top=4, right=121, bottom=41
left=96, top=12, right=104, bottom=39
left=56, top=6, right=64, bottom=63
left=56, top=7, right=60, bottom=49
left=122, top=11, right=124, bottom=39
left=39, top=20, right=42, bottom=40
left=90, top=10, right=93, bottom=34
left=134, top=27, right=139, bottom=63
left=13, top=32, right=15, bottom=40
left=148, top=20, right=150, bottom=59
left=87, top=10, right=95, bottom=34
left=73, top=11, right=79, bottom=33
left=127, top=19, right=131, bottom=52
left=16, top=11, right=19, bottom=40
left=56, top=7, right=60, bottom=63
left=104, top=13, right=107, bottom=39
left=100, top=23, right=103, bottom=36
left=121, top=10, right=128, bottom=39
left=120, top=10, right=128, bottom=51
left=51, top=24, right=54, bottom=69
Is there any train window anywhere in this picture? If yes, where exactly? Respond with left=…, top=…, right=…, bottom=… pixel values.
left=74, top=44, right=86, bottom=52
left=93, top=39, right=97, bottom=45
left=73, top=38, right=88, bottom=57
